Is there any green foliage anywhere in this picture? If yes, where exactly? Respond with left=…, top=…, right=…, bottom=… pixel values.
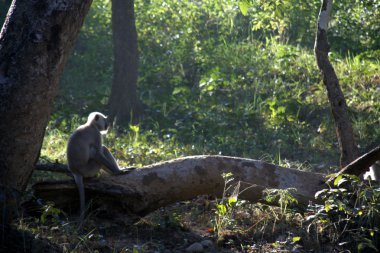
left=210, top=177, right=305, bottom=251
left=263, top=188, right=298, bottom=215
left=40, top=203, right=64, bottom=225
left=307, top=175, right=380, bottom=252
left=331, top=0, right=380, bottom=53
left=57, top=0, right=113, bottom=117
left=242, top=0, right=380, bottom=52
left=248, top=0, right=320, bottom=45
left=212, top=173, right=244, bottom=239
left=46, top=0, right=380, bottom=171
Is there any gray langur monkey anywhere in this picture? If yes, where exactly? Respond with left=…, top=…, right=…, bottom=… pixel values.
left=67, top=112, right=129, bottom=219
left=363, top=161, right=380, bottom=181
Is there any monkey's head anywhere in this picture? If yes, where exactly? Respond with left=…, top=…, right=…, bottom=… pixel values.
left=88, top=112, right=109, bottom=134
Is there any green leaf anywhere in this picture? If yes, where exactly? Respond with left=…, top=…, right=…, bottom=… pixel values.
left=292, top=236, right=301, bottom=243
left=325, top=202, right=331, bottom=212
left=217, top=204, right=227, bottom=216
left=228, top=196, right=237, bottom=206
left=172, top=86, right=189, bottom=95
left=129, top=125, right=140, bottom=133
left=222, top=172, right=233, bottom=179
left=333, top=174, right=343, bottom=186
left=315, top=189, right=328, bottom=199
left=336, top=178, right=348, bottom=187
left=277, top=106, right=286, bottom=114
left=239, top=0, right=249, bottom=16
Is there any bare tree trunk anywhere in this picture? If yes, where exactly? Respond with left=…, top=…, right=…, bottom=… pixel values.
left=0, top=0, right=92, bottom=221
left=108, top=0, right=142, bottom=127
left=314, top=0, right=358, bottom=168
left=34, top=155, right=325, bottom=217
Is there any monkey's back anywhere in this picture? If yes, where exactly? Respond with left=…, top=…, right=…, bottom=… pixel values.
left=67, top=124, right=101, bottom=176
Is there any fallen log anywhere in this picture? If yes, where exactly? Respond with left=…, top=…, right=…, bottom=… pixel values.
left=35, top=162, right=70, bottom=175
left=33, top=155, right=325, bottom=216
left=334, top=146, right=380, bottom=177
left=35, top=162, right=135, bottom=175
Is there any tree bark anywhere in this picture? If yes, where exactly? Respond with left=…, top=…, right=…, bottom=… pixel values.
left=108, top=0, right=142, bottom=127
left=314, top=0, right=358, bottom=168
left=0, top=0, right=92, bottom=221
left=34, top=155, right=325, bottom=217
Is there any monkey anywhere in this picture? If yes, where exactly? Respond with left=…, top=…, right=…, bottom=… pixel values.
left=66, top=112, right=131, bottom=220
left=363, top=161, right=380, bottom=181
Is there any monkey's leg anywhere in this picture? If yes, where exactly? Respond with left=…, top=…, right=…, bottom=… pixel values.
left=100, top=145, right=126, bottom=174
left=102, top=145, right=136, bottom=174
left=102, top=146, right=136, bottom=174
left=102, top=146, right=120, bottom=170
left=90, top=145, right=121, bottom=174
left=73, top=173, right=85, bottom=220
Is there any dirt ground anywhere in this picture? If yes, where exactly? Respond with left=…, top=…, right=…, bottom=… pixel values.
left=2, top=196, right=329, bottom=253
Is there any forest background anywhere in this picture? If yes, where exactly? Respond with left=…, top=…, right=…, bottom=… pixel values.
left=0, top=0, right=379, bottom=252
left=1, top=0, right=379, bottom=169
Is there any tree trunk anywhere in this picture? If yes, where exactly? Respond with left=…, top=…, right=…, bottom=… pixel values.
left=34, top=155, right=325, bottom=217
left=314, top=0, right=358, bottom=168
left=108, top=0, right=142, bottom=127
left=0, top=0, right=92, bottom=221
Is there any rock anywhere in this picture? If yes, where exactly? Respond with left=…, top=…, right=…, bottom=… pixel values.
left=185, top=242, right=204, bottom=252
left=200, top=240, right=213, bottom=249
left=275, top=234, right=286, bottom=242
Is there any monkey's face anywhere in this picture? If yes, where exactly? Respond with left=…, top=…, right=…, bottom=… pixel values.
left=89, top=112, right=109, bottom=134
left=101, top=119, right=110, bottom=135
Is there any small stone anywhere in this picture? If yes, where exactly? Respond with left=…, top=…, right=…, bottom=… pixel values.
left=98, top=239, right=107, bottom=247
left=185, top=242, right=204, bottom=253
left=276, top=234, right=286, bottom=242
left=200, top=240, right=213, bottom=249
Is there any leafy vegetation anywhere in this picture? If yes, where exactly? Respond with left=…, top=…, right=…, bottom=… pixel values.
left=1, top=0, right=379, bottom=251
left=307, top=175, right=380, bottom=252
left=45, top=0, right=380, bottom=170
